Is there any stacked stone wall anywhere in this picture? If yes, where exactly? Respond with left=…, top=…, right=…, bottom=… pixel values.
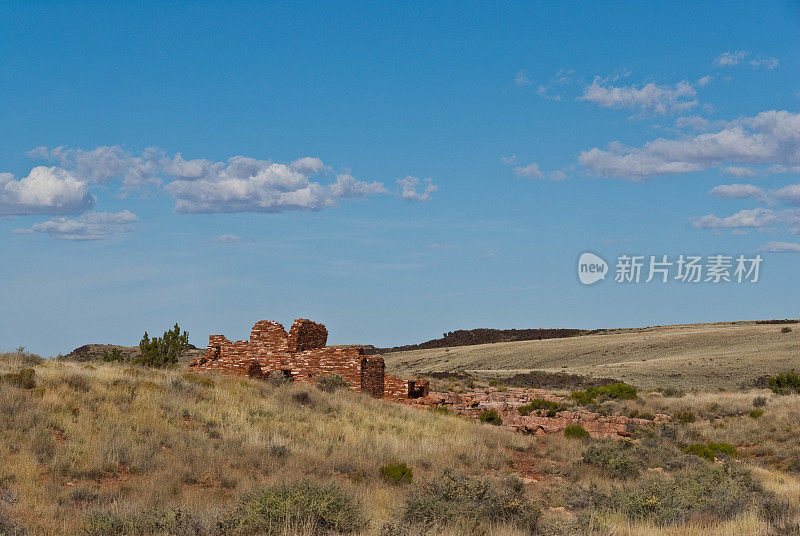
left=190, top=318, right=420, bottom=400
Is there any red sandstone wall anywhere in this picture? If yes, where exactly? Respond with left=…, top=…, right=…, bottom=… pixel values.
left=190, top=319, right=405, bottom=398
left=384, top=375, right=412, bottom=401
left=360, top=357, right=385, bottom=398
left=287, top=319, right=328, bottom=352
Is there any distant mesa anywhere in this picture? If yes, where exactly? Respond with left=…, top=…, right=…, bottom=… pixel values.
left=366, top=327, right=587, bottom=354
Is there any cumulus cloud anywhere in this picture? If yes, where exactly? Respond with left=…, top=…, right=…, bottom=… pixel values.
left=16, top=210, right=137, bottom=240
left=714, top=51, right=778, bottom=70
left=760, top=241, right=800, bottom=253
left=290, top=157, right=330, bottom=175
left=579, top=110, right=800, bottom=180
left=214, top=234, right=240, bottom=243
left=709, top=184, right=765, bottom=199
left=513, top=162, right=544, bottom=179
left=0, top=166, right=94, bottom=215
left=580, top=78, right=697, bottom=115
left=30, top=146, right=402, bottom=213
left=166, top=159, right=388, bottom=213
left=29, top=145, right=162, bottom=192
left=397, top=176, right=437, bottom=201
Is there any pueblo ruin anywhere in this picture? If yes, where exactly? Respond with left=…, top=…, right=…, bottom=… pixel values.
left=188, top=318, right=428, bottom=401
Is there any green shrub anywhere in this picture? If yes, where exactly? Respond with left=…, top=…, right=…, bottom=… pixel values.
left=564, top=425, right=590, bottom=439
left=101, top=348, right=124, bottom=362
left=137, top=324, right=189, bottom=368
left=315, top=373, right=348, bottom=392
left=61, top=373, right=91, bottom=392
left=749, top=409, right=764, bottom=419
left=518, top=398, right=566, bottom=417
left=608, top=462, right=770, bottom=525
left=184, top=373, right=215, bottom=388
left=752, top=396, right=768, bottom=407
left=217, top=481, right=366, bottom=535
left=684, top=442, right=738, bottom=460
left=674, top=410, right=696, bottom=424
left=768, top=372, right=800, bottom=394
left=402, top=468, right=539, bottom=532
left=379, top=462, right=413, bottom=484
left=660, top=387, right=686, bottom=397
left=582, top=441, right=641, bottom=479
left=2, top=368, right=36, bottom=389
left=82, top=508, right=204, bottom=536
left=781, top=326, right=792, bottom=333
left=267, top=371, right=292, bottom=387
left=571, top=383, right=637, bottom=404
left=478, top=408, right=503, bottom=426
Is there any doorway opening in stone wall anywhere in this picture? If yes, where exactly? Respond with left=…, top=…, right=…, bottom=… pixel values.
left=280, top=370, right=293, bottom=381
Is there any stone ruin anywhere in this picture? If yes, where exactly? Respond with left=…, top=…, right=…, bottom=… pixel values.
left=188, top=318, right=428, bottom=401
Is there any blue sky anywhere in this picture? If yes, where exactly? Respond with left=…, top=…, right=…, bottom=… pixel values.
left=2, top=1, right=799, bottom=355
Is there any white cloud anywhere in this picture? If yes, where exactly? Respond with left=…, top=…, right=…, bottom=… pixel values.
left=513, top=70, right=532, bottom=87
left=579, top=110, right=800, bottom=180
left=166, top=160, right=388, bottom=213
left=290, top=157, right=330, bottom=175
left=500, top=155, right=517, bottom=165
left=534, top=69, right=576, bottom=101
left=714, top=50, right=747, bottom=67
left=513, top=162, right=544, bottom=179
left=580, top=78, right=697, bottom=115
left=760, top=241, right=800, bottom=253
left=31, top=146, right=403, bottom=213
left=397, top=176, right=437, bottom=201
left=17, top=210, right=137, bottom=240
left=775, top=184, right=800, bottom=205
left=29, top=145, right=162, bottom=192
left=550, top=169, right=568, bottom=181
left=0, top=166, right=94, bottom=215
left=693, top=208, right=778, bottom=229
left=709, top=184, right=765, bottom=199
left=714, top=51, right=778, bottom=70
left=749, top=56, right=779, bottom=70
left=722, top=166, right=758, bottom=178
left=214, top=234, right=240, bottom=243
left=697, top=75, right=713, bottom=87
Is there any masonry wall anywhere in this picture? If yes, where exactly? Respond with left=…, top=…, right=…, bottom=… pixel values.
left=190, top=318, right=422, bottom=400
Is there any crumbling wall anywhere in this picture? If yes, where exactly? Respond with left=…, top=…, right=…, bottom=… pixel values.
left=360, top=357, right=385, bottom=398
left=287, top=319, right=328, bottom=352
left=190, top=318, right=420, bottom=400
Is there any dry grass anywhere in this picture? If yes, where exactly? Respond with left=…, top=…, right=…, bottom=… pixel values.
left=0, top=357, right=533, bottom=535
left=3, top=355, right=800, bottom=535
left=383, top=321, right=800, bottom=391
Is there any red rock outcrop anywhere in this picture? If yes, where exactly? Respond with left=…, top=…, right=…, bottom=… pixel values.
left=408, top=387, right=668, bottom=438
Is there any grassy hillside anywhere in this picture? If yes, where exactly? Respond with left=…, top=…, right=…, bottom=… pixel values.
left=383, top=321, right=800, bottom=391
left=2, top=352, right=800, bottom=535
left=0, top=354, right=533, bottom=535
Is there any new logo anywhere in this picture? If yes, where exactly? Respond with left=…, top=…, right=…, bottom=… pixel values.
left=578, top=252, right=608, bottom=285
